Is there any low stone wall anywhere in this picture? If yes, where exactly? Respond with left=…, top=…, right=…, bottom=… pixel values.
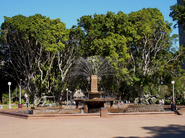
left=108, top=108, right=127, bottom=113
left=31, top=106, right=63, bottom=110
left=0, top=108, right=176, bottom=119
left=127, top=105, right=163, bottom=112
left=33, top=108, right=81, bottom=114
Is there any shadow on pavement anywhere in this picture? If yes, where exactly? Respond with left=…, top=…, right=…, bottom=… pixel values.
left=113, top=137, right=139, bottom=138
left=113, top=124, right=185, bottom=138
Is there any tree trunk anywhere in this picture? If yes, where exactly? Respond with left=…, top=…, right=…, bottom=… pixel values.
left=136, top=85, right=143, bottom=98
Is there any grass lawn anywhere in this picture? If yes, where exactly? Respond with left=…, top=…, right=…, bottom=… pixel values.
left=1, top=104, right=19, bottom=109
left=0, top=104, right=35, bottom=109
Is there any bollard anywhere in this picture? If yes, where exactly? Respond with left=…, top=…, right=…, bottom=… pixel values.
left=100, top=108, right=108, bottom=118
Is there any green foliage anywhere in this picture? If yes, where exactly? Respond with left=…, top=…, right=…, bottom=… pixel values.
left=173, top=76, right=185, bottom=99
left=2, top=93, right=9, bottom=104
left=72, top=8, right=184, bottom=98
left=21, top=99, right=25, bottom=104
left=143, top=85, right=158, bottom=96
left=1, top=105, right=19, bottom=109
left=170, top=0, right=185, bottom=29
left=1, top=8, right=184, bottom=101
left=12, top=87, right=25, bottom=99
left=156, top=99, right=159, bottom=104
left=126, top=8, right=184, bottom=96
left=77, top=11, right=130, bottom=76
left=176, top=99, right=185, bottom=105
left=46, top=100, right=53, bottom=104
left=164, top=99, right=171, bottom=105
left=76, top=8, right=183, bottom=98
left=0, top=14, right=72, bottom=98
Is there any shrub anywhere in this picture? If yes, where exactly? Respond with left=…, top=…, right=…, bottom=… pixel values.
left=3, top=101, right=14, bottom=104
left=21, top=99, right=25, bottom=104
left=176, top=100, right=181, bottom=105
left=156, top=99, right=159, bottom=104
left=164, top=99, right=171, bottom=105
left=2, top=93, right=9, bottom=104
left=176, top=99, right=185, bottom=105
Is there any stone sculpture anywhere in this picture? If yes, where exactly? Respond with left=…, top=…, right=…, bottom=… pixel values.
left=134, top=92, right=159, bottom=105
left=34, top=93, right=56, bottom=107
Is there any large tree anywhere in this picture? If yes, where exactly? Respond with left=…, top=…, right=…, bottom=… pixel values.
left=126, top=8, right=184, bottom=97
left=0, top=14, right=72, bottom=104
left=77, top=11, right=130, bottom=66
left=53, top=25, right=84, bottom=98
left=170, top=0, right=185, bottom=30
left=77, top=11, right=131, bottom=96
left=77, top=8, right=184, bottom=98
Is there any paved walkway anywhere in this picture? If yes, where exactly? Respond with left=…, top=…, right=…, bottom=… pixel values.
left=0, top=113, right=185, bottom=138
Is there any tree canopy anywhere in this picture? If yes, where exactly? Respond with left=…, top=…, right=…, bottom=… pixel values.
left=77, top=8, right=184, bottom=97
left=170, top=0, right=185, bottom=29
left=126, top=8, right=184, bottom=96
left=0, top=14, right=82, bottom=104
left=0, top=7, right=184, bottom=104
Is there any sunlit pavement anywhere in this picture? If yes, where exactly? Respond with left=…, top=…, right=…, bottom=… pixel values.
left=0, top=112, right=185, bottom=138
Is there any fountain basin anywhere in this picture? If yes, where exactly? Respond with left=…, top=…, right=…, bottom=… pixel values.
left=84, top=99, right=106, bottom=113
left=0, top=104, right=178, bottom=119
left=32, top=108, right=81, bottom=114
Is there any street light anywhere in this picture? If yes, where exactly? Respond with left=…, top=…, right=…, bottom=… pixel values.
left=171, top=81, right=175, bottom=102
left=66, top=88, right=68, bottom=105
left=69, top=90, right=72, bottom=101
left=8, top=82, right=11, bottom=109
left=69, top=90, right=72, bottom=108
left=19, top=79, right=22, bottom=105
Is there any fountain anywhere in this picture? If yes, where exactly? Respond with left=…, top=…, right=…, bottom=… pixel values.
left=83, top=75, right=114, bottom=113
left=73, top=75, right=115, bottom=113
left=1, top=56, right=168, bottom=118
left=73, top=56, right=115, bottom=113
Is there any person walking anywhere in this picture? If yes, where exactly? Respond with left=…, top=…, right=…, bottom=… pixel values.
left=159, top=99, right=162, bottom=105
left=59, top=97, right=62, bottom=106
left=162, top=99, right=164, bottom=105
left=26, top=98, right=29, bottom=108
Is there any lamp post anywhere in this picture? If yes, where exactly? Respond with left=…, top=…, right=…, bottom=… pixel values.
left=19, top=79, right=22, bottom=104
left=69, top=91, right=72, bottom=101
left=171, top=81, right=175, bottom=102
left=69, top=90, right=72, bottom=108
left=158, top=80, right=163, bottom=97
left=66, top=88, right=68, bottom=105
left=8, top=82, right=11, bottom=109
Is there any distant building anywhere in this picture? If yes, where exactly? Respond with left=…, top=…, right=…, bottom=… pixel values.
left=177, top=0, right=185, bottom=69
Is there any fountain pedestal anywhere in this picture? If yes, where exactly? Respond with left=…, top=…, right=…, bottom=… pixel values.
left=83, top=75, right=114, bottom=113
left=74, top=75, right=115, bottom=113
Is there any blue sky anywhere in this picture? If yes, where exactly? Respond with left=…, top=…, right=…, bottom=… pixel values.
left=0, top=0, right=178, bottom=35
